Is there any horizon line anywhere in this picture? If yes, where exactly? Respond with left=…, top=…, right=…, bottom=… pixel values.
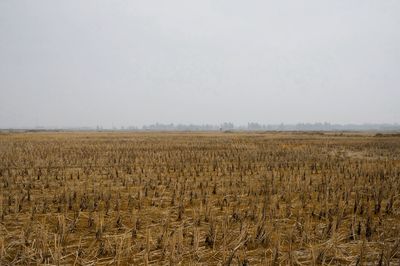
left=1, top=122, right=400, bottom=132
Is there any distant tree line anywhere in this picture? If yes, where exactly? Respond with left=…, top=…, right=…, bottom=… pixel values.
left=3, top=122, right=400, bottom=132
left=134, top=122, right=400, bottom=132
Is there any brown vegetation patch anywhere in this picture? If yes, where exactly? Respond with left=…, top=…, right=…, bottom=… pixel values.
left=1, top=132, right=400, bottom=265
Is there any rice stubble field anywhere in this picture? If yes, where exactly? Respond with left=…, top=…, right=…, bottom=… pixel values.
left=0, top=132, right=399, bottom=265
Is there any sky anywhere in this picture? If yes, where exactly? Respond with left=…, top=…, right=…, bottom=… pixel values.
left=1, top=1, right=399, bottom=128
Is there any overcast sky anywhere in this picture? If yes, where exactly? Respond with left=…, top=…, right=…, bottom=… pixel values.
left=0, top=1, right=399, bottom=128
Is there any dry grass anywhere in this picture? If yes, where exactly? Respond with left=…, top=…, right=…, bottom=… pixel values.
left=0, top=131, right=400, bottom=265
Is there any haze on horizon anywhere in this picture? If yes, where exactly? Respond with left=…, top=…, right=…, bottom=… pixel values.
left=1, top=1, right=399, bottom=129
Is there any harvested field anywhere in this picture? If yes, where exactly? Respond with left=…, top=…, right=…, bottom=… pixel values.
left=0, top=132, right=400, bottom=265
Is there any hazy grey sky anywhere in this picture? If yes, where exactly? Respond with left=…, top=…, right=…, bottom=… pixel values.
left=1, top=1, right=399, bottom=128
